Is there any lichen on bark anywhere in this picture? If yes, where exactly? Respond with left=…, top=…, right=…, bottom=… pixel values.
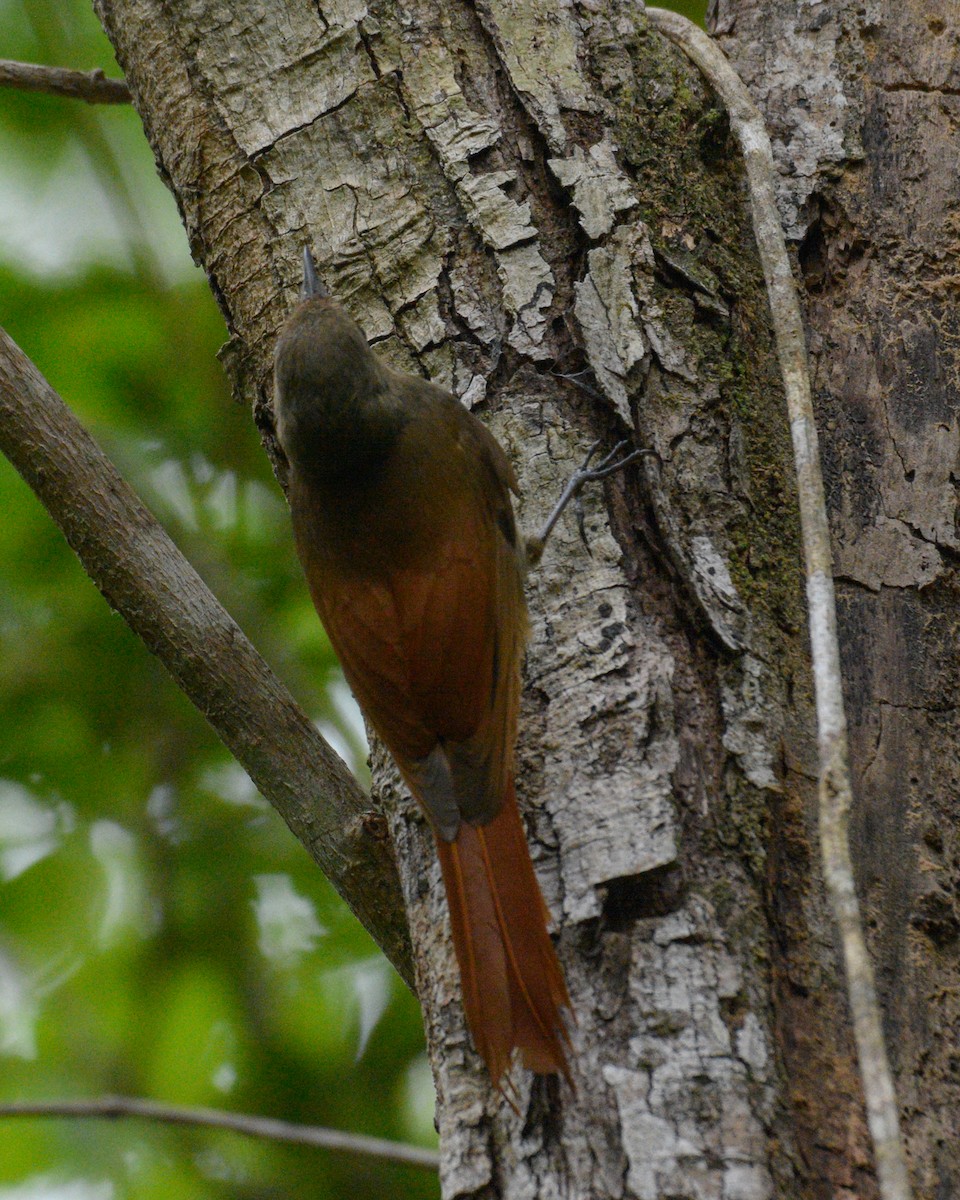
left=91, top=0, right=849, bottom=1194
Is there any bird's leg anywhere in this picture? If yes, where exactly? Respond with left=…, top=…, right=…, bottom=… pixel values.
left=525, top=440, right=648, bottom=568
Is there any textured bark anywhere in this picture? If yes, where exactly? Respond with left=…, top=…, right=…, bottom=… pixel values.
left=0, top=58, right=131, bottom=103
left=87, top=0, right=939, bottom=1194
left=712, top=1, right=960, bottom=1196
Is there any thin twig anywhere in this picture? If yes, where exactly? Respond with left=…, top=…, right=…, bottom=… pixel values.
left=0, top=58, right=130, bottom=103
left=0, top=327, right=414, bottom=989
left=644, top=9, right=913, bottom=1200
left=0, top=1097, right=439, bottom=1171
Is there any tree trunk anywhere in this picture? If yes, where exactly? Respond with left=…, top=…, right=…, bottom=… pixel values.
left=711, top=2, right=960, bottom=1196
left=92, top=0, right=952, bottom=1194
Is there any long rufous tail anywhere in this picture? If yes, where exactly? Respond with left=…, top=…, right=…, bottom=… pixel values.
left=435, top=779, right=572, bottom=1088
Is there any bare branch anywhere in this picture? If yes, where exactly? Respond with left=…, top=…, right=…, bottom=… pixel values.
left=0, top=1097, right=439, bottom=1171
left=0, top=58, right=130, bottom=104
left=644, top=9, right=913, bottom=1200
left=0, top=326, right=414, bottom=989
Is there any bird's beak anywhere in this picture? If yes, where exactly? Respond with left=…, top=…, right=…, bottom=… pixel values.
left=301, top=246, right=328, bottom=299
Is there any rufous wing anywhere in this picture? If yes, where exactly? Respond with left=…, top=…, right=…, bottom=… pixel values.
left=301, top=498, right=525, bottom=833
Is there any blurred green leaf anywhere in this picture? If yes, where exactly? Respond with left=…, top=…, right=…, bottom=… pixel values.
left=668, top=0, right=708, bottom=26
left=0, top=4, right=434, bottom=1197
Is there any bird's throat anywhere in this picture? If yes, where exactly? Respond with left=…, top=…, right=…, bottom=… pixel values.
left=281, top=380, right=407, bottom=488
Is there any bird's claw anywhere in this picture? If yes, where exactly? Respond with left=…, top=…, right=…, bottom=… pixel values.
left=574, top=440, right=646, bottom=486
left=575, top=492, right=591, bottom=554
left=531, top=439, right=650, bottom=560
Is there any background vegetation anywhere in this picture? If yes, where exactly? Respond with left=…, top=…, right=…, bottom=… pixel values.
left=0, top=1, right=706, bottom=1196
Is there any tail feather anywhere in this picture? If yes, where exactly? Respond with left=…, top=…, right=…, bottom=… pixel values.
left=436, top=779, right=572, bottom=1087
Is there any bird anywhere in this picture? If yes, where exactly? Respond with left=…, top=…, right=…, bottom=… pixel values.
left=274, top=247, right=639, bottom=1089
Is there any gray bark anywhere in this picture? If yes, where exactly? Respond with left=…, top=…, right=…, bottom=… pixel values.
left=88, top=0, right=949, bottom=1195
left=0, top=58, right=131, bottom=102
left=712, top=2, right=960, bottom=1196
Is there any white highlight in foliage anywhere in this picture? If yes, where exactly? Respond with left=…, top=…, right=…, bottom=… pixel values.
left=400, top=1052, right=439, bottom=1146
left=253, top=874, right=326, bottom=965
left=199, top=761, right=268, bottom=810
left=350, top=958, right=392, bottom=1060
left=328, top=677, right=369, bottom=755
left=148, top=459, right=197, bottom=530
left=0, top=780, right=63, bottom=881
left=90, top=820, right=147, bottom=947
left=0, top=1177, right=114, bottom=1200
left=0, top=950, right=39, bottom=1060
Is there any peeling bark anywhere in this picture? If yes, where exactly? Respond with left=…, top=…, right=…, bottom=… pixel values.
left=713, top=1, right=960, bottom=1196
left=86, top=0, right=950, bottom=1194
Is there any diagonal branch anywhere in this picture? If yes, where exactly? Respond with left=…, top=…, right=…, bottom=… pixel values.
left=0, top=58, right=131, bottom=103
left=0, top=1097, right=438, bottom=1171
left=644, top=9, right=913, bottom=1200
left=0, top=326, right=414, bottom=989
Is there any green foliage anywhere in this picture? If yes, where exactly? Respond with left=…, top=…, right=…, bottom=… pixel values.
left=0, top=3, right=434, bottom=1197
left=664, top=0, right=708, bottom=25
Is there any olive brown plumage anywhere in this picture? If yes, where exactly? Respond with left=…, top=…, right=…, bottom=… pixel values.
left=274, top=250, right=571, bottom=1088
